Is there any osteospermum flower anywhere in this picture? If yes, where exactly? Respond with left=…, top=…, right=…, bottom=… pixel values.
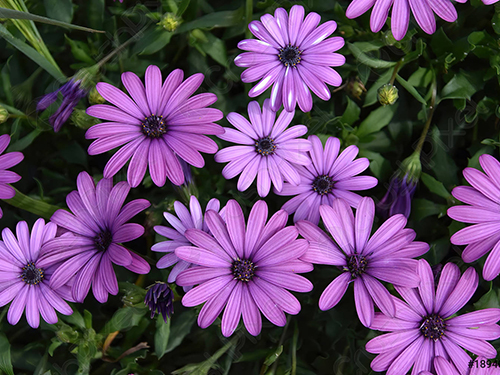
left=296, top=197, right=428, bottom=327
left=0, top=219, right=73, bottom=328
left=215, top=99, right=311, bottom=197
left=86, top=65, right=223, bottom=188
left=235, top=5, right=345, bottom=112
left=275, top=135, right=377, bottom=224
left=145, top=282, right=174, bottom=323
left=346, top=0, right=467, bottom=41
left=366, top=259, right=500, bottom=375
left=152, top=196, right=220, bottom=282
left=0, top=134, right=24, bottom=218
left=174, top=200, right=313, bottom=337
left=38, top=172, right=150, bottom=303
left=448, top=154, right=500, bottom=281
left=37, top=78, right=87, bottom=132
left=420, top=356, right=500, bottom=375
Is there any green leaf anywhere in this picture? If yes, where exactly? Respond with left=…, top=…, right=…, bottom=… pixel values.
left=0, top=7, right=103, bottom=33
left=140, top=29, right=174, bottom=55
left=101, top=306, right=148, bottom=335
left=177, top=9, right=244, bottom=33
left=356, top=104, right=398, bottom=138
left=64, top=35, right=95, bottom=64
left=2, top=187, right=61, bottom=220
left=408, top=67, right=433, bottom=88
left=411, top=198, right=446, bottom=221
left=0, top=334, right=14, bottom=375
left=44, top=0, right=73, bottom=23
left=163, top=310, right=196, bottom=354
left=439, top=71, right=482, bottom=102
left=154, top=315, right=171, bottom=359
left=364, top=69, right=392, bottom=107
left=88, top=0, right=104, bottom=30
left=430, top=126, right=459, bottom=189
left=176, top=0, right=191, bottom=16
left=421, top=173, right=452, bottom=199
left=339, top=97, right=361, bottom=126
left=263, top=345, right=283, bottom=367
left=200, top=33, right=228, bottom=67
left=7, top=129, right=42, bottom=152
left=347, top=43, right=397, bottom=69
left=425, top=237, right=450, bottom=264
left=474, top=285, right=500, bottom=310
left=395, top=75, right=427, bottom=105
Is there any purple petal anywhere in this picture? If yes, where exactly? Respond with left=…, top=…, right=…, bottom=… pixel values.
left=318, top=272, right=350, bottom=310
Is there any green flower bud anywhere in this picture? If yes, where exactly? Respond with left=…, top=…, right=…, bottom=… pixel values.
left=378, top=84, right=399, bottom=106
left=346, top=77, right=366, bottom=100
left=71, top=108, right=100, bottom=129
left=88, top=87, right=106, bottom=105
left=0, top=106, right=8, bottom=123
left=159, top=13, right=182, bottom=32
left=399, top=151, right=422, bottom=183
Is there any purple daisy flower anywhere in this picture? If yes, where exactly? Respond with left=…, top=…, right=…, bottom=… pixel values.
left=0, top=134, right=24, bottom=218
left=275, top=135, right=377, bottom=224
left=420, top=356, right=500, bottom=375
left=86, top=65, right=224, bottom=188
left=0, top=219, right=73, bottom=328
left=215, top=99, right=312, bottom=197
left=366, top=259, right=500, bottom=375
left=152, top=195, right=220, bottom=283
left=346, top=0, right=467, bottom=41
left=448, top=154, right=500, bottom=281
left=174, top=199, right=313, bottom=337
left=37, top=171, right=151, bottom=303
left=482, top=0, right=498, bottom=3
left=235, top=5, right=345, bottom=112
left=296, top=197, right=429, bottom=327
left=37, top=78, right=87, bottom=132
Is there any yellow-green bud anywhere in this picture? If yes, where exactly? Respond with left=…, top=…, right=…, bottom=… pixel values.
left=159, top=13, right=182, bottom=32
left=88, top=87, right=106, bottom=105
left=378, top=84, right=399, bottom=106
left=71, top=108, right=100, bottom=129
left=346, top=77, right=366, bottom=100
left=0, top=106, right=9, bottom=124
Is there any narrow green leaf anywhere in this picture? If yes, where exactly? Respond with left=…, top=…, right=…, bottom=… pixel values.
left=154, top=315, right=171, bottom=359
left=339, top=97, right=361, bottom=126
left=2, top=187, right=61, bottom=219
left=356, top=104, right=398, bottom=138
left=177, top=9, right=244, bottom=33
left=163, top=310, right=196, bottom=354
left=347, top=43, right=397, bottom=69
left=0, top=334, right=14, bottom=375
left=421, top=173, right=452, bottom=199
left=43, top=0, right=73, bottom=23
left=201, top=33, right=228, bottom=67
left=395, top=74, right=427, bottom=105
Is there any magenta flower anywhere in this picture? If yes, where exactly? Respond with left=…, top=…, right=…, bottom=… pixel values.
left=0, top=134, right=24, bottom=218
left=215, top=99, right=311, bottom=197
left=420, top=356, right=500, bottom=375
left=174, top=200, right=313, bottom=337
left=482, top=0, right=498, bottom=3
left=346, top=0, right=467, bottom=41
left=152, top=196, right=220, bottom=283
left=296, top=197, right=428, bottom=327
left=366, top=259, right=500, bottom=375
left=86, top=65, right=223, bottom=188
left=38, top=172, right=151, bottom=303
left=0, top=219, right=73, bottom=328
left=448, top=154, right=500, bottom=281
left=275, top=135, right=377, bottom=224
left=235, top=5, right=345, bottom=112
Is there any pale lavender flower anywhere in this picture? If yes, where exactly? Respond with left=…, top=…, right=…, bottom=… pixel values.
left=38, top=172, right=151, bottom=303
left=175, top=200, right=313, bottom=337
left=235, top=5, right=345, bottom=112
left=86, top=65, right=223, bottom=188
left=346, top=0, right=467, bottom=41
left=367, top=259, right=500, bottom=375
left=152, top=196, right=220, bottom=283
left=448, top=154, right=500, bottom=281
left=296, top=197, right=428, bottom=327
left=0, top=134, right=24, bottom=218
left=276, top=135, right=377, bottom=224
left=0, top=219, right=73, bottom=328
left=482, top=0, right=498, bottom=3
left=215, top=99, right=311, bottom=197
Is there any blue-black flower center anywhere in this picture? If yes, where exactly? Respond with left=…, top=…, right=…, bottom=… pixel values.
left=21, top=262, right=44, bottom=285
left=312, top=175, right=334, bottom=195
left=232, top=259, right=256, bottom=282
left=255, top=136, right=276, bottom=156
left=420, top=314, right=446, bottom=341
left=142, top=114, right=167, bottom=138
left=345, top=254, right=367, bottom=278
left=278, top=44, right=302, bottom=67
left=94, top=230, right=113, bottom=252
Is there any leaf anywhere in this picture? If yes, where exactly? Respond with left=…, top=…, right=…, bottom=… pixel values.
left=177, top=9, right=245, bottom=33
left=339, top=97, right=361, bottom=126
left=263, top=345, right=283, bottom=366
left=420, top=173, right=452, bottom=199
left=177, top=0, right=191, bottom=16
left=7, top=129, right=42, bottom=152
left=439, top=71, right=482, bottom=102
left=347, top=43, right=397, bottom=69
left=429, top=126, right=459, bottom=189
left=101, top=306, right=148, bottom=335
left=411, top=198, right=446, bottom=221
left=154, top=315, right=171, bottom=359
left=364, top=69, right=392, bottom=107
left=395, top=75, right=427, bottom=105
left=356, top=104, right=398, bottom=138
left=201, top=33, right=229, bottom=67
left=88, top=0, right=104, bottom=30
left=163, top=310, right=196, bottom=354
left=0, top=7, right=103, bottom=33
left=408, top=67, right=433, bottom=88
left=64, top=35, right=95, bottom=64
left=140, top=29, right=174, bottom=55
left=0, top=334, right=14, bottom=375
left=474, top=286, right=500, bottom=310
left=44, top=0, right=73, bottom=23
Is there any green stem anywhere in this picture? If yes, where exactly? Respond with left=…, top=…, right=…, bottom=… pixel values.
left=389, top=60, right=402, bottom=85
left=268, top=316, right=290, bottom=375
left=2, top=187, right=61, bottom=219
left=414, top=76, right=437, bottom=155
left=291, top=321, right=298, bottom=375
left=245, top=0, right=253, bottom=39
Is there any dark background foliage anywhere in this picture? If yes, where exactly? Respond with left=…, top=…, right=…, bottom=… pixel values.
left=1, top=0, right=500, bottom=374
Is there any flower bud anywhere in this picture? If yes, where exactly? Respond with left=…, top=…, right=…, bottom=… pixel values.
left=159, top=13, right=182, bottom=32
left=0, top=106, right=8, bottom=124
left=71, top=109, right=99, bottom=129
left=88, top=87, right=106, bottom=105
left=378, top=84, right=399, bottom=106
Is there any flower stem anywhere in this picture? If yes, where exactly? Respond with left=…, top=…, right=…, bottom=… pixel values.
left=2, top=187, right=61, bottom=219
left=414, top=75, right=437, bottom=155
left=389, top=60, right=402, bottom=85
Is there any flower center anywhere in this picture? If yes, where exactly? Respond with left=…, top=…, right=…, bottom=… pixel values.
left=278, top=44, right=302, bottom=67
left=420, top=314, right=446, bottom=341
left=21, top=262, right=44, bottom=285
left=142, top=114, right=167, bottom=138
left=345, top=254, right=367, bottom=278
left=312, top=175, right=334, bottom=195
left=255, top=136, right=276, bottom=156
left=232, top=259, right=256, bottom=282
left=94, top=230, right=113, bottom=252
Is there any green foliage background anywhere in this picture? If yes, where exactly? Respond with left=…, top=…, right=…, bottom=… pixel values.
left=1, top=0, right=500, bottom=374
